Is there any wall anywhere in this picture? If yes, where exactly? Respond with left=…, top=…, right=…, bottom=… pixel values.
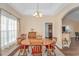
left=0, top=10, right=1, bottom=55
left=20, top=16, right=57, bottom=38
left=63, top=17, right=79, bottom=37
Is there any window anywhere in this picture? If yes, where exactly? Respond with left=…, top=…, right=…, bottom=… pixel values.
left=0, top=10, right=18, bottom=49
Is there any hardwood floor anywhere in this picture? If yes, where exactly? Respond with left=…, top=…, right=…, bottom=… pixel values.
left=61, top=38, right=79, bottom=56
left=8, top=46, right=64, bottom=56
left=8, top=46, right=19, bottom=56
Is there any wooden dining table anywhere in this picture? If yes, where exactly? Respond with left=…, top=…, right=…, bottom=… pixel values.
left=21, top=38, right=54, bottom=46
left=20, top=38, right=55, bottom=55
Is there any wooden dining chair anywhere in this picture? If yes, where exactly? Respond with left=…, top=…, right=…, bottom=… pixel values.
left=18, top=44, right=29, bottom=56
left=17, top=35, right=29, bottom=56
left=45, top=39, right=57, bottom=56
left=32, top=45, right=42, bottom=56
left=45, top=44, right=52, bottom=56
left=28, top=32, right=36, bottom=39
left=20, top=34, right=27, bottom=39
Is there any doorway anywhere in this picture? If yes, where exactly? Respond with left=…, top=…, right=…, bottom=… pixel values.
left=45, top=23, right=53, bottom=39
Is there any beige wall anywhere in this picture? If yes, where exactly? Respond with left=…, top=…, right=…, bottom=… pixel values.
left=63, top=17, right=79, bottom=37
left=20, top=16, right=56, bottom=38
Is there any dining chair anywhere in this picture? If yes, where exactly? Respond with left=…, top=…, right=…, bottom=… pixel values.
left=75, top=32, right=79, bottom=40
left=28, top=32, right=36, bottom=39
left=45, top=39, right=57, bottom=56
left=17, top=35, right=29, bottom=56
left=32, top=45, right=42, bottom=56
left=20, top=34, right=27, bottom=39
left=45, top=44, right=52, bottom=56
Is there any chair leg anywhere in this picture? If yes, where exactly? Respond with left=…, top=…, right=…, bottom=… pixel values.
left=47, top=49, right=51, bottom=56
left=18, top=49, right=21, bottom=56
left=53, top=51, right=56, bottom=56
left=78, top=36, right=79, bottom=40
left=23, top=48, right=28, bottom=56
left=18, top=49, right=23, bottom=56
left=51, top=49, right=56, bottom=56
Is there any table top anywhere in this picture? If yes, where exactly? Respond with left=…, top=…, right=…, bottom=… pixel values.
left=21, top=38, right=54, bottom=45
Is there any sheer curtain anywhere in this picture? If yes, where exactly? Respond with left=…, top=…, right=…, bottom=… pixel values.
left=0, top=9, right=18, bottom=49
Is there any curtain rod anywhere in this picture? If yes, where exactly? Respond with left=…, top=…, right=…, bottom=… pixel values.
left=0, top=8, right=20, bottom=20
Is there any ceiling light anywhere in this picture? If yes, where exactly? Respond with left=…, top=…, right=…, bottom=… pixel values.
left=33, top=4, right=43, bottom=18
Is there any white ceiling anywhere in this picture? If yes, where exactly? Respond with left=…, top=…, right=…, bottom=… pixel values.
left=9, top=3, right=68, bottom=16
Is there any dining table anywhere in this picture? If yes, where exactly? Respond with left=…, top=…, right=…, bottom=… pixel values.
left=20, top=38, right=55, bottom=55
left=21, top=38, right=54, bottom=45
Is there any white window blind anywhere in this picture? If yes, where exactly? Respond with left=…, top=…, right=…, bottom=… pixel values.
left=0, top=10, right=18, bottom=49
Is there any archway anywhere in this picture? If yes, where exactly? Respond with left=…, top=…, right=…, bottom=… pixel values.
left=61, top=5, right=79, bottom=55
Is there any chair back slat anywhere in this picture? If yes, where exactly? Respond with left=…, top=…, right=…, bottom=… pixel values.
left=32, top=45, right=42, bottom=56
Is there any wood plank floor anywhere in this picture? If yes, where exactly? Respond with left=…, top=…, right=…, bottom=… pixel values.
left=13, top=47, right=64, bottom=56
left=8, top=46, right=64, bottom=56
left=61, top=38, right=79, bottom=56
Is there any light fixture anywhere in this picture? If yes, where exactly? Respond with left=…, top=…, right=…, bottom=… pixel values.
left=33, top=4, right=43, bottom=18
